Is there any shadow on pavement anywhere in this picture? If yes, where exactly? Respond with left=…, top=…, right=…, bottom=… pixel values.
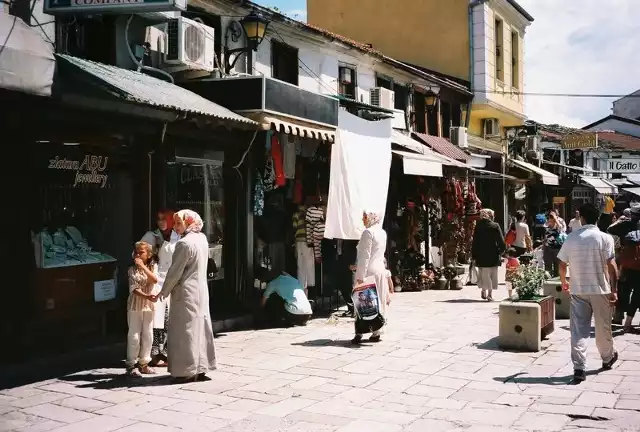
left=437, top=299, right=493, bottom=304
left=291, top=338, right=364, bottom=349
left=494, top=370, right=599, bottom=386
left=0, top=343, right=125, bottom=391
left=559, top=325, right=626, bottom=338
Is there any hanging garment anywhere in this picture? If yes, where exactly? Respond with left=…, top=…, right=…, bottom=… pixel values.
left=253, top=170, right=266, bottom=216
left=306, top=205, right=325, bottom=261
left=282, top=135, right=297, bottom=179
left=271, top=134, right=286, bottom=188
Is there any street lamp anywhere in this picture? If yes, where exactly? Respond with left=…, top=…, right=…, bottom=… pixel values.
left=425, top=92, right=438, bottom=111
left=224, top=11, right=270, bottom=73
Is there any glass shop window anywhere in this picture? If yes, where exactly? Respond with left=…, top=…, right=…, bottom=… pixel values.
left=30, top=143, right=133, bottom=286
left=168, top=159, right=225, bottom=279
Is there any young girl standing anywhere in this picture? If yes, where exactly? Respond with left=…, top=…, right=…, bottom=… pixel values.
left=126, top=241, right=158, bottom=377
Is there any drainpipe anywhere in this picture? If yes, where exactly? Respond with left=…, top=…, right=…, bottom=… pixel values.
left=468, top=0, right=490, bottom=128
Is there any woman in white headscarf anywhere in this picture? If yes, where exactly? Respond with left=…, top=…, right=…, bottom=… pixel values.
left=352, top=211, right=391, bottom=344
left=156, top=210, right=216, bottom=382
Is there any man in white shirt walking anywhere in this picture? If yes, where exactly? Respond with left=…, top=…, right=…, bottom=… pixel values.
left=558, top=203, right=619, bottom=383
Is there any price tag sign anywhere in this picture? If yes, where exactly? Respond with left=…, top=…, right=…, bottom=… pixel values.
left=94, top=279, right=116, bottom=302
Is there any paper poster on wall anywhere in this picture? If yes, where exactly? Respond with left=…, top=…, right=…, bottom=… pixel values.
left=94, top=279, right=116, bottom=302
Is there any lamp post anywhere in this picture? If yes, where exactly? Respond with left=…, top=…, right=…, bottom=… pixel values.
left=425, top=92, right=438, bottom=111
left=224, top=11, right=269, bottom=74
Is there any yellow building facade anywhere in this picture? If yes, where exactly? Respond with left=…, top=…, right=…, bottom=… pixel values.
left=307, top=0, right=533, bottom=150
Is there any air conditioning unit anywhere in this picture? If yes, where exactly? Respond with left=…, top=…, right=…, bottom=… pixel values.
left=370, top=87, right=395, bottom=109
left=162, top=17, right=215, bottom=72
left=483, top=118, right=500, bottom=137
left=526, top=135, right=539, bottom=153
left=391, top=109, right=407, bottom=130
left=450, top=126, right=468, bottom=148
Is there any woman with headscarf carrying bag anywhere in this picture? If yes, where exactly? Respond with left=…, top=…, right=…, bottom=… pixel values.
left=155, top=210, right=217, bottom=382
left=351, top=211, right=391, bottom=344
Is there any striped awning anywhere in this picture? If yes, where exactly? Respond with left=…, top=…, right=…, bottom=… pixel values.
left=248, top=113, right=336, bottom=142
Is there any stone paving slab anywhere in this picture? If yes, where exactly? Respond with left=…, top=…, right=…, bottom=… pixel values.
left=2, top=283, right=640, bottom=431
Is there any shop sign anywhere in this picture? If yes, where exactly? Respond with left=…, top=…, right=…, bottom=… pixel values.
left=48, top=154, right=109, bottom=188
left=44, top=0, right=186, bottom=15
left=94, top=279, right=116, bottom=302
left=603, top=158, right=640, bottom=173
left=552, top=196, right=566, bottom=204
left=561, top=133, right=598, bottom=150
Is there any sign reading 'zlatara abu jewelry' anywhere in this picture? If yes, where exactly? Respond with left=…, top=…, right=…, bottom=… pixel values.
left=561, top=133, right=598, bottom=150
left=48, top=155, right=109, bottom=188
left=604, top=158, right=640, bottom=173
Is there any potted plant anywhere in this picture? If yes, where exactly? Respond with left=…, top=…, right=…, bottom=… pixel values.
left=498, top=265, right=555, bottom=352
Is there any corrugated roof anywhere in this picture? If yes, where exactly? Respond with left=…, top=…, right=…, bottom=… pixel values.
left=595, top=131, right=640, bottom=151
left=56, top=54, right=257, bottom=126
left=411, top=133, right=469, bottom=162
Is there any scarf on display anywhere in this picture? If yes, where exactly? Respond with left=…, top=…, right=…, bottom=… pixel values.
left=175, top=209, right=204, bottom=235
left=364, top=212, right=382, bottom=228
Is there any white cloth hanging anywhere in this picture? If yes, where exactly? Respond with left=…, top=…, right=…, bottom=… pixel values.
left=324, top=111, right=392, bottom=240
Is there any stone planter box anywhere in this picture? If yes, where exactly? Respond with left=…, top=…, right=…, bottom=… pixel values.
left=498, top=295, right=555, bottom=352
left=543, top=278, right=570, bottom=319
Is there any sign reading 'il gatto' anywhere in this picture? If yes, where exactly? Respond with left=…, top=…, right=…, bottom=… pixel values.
left=604, top=158, right=640, bottom=174
left=48, top=155, right=109, bottom=188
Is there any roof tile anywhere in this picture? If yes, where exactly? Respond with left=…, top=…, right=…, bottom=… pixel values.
left=412, top=133, right=469, bottom=161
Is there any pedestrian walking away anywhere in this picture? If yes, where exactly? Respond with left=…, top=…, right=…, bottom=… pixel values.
left=471, top=208, right=506, bottom=301
left=558, top=203, right=619, bottom=383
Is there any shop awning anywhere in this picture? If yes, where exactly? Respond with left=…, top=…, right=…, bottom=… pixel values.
left=580, top=176, right=618, bottom=195
left=623, top=187, right=640, bottom=197
left=541, top=159, right=598, bottom=174
left=392, top=129, right=428, bottom=154
left=412, top=132, right=470, bottom=161
left=510, top=159, right=559, bottom=185
left=248, top=113, right=336, bottom=142
left=392, top=150, right=443, bottom=177
left=55, top=54, right=258, bottom=127
left=0, top=14, right=55, bottom=96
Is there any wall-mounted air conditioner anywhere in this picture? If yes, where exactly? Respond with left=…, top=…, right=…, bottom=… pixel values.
left=370, top=87, right=395, bottom=109
left=161, top=17, right=215, bottom=72
left=483, top=118, right=500, bottom=137
left=391, top=109, right=407, bottom=130
left=526, top=135, right=539, bottom=153
left=450, top=126, right=468, bottom=148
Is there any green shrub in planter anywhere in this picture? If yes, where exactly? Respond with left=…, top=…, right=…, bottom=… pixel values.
left=512, top=265, right=548, bottom=300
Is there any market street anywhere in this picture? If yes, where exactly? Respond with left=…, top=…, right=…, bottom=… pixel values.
left=2, top=284, right=640, bottom=432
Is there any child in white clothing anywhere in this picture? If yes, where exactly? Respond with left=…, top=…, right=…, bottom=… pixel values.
left=126, top=241, right=158, bottom=377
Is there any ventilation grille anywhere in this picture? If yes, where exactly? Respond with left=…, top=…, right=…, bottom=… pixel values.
left=166, top=19, right=179, bottom=61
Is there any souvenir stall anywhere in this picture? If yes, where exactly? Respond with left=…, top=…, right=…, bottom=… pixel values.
left=385, top=155, right=441, bottom=292
left=252, top=132, right=335, bottom=302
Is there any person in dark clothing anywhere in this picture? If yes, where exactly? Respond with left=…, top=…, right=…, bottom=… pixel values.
left=471, top=208, right=506, bottom=301
left=608, top=206, right=640, bottom=326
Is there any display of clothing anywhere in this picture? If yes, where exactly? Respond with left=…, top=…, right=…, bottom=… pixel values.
left=306, top=205, right=325, bottom=261
left=253, top=170, right=265, bottom=216
left=282, top=135, right=297, bottom=179
left=271, top=134, right=286, bottom=188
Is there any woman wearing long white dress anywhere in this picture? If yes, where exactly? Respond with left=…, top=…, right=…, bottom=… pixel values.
left=140, top=209, right=179, bottom=367
left=352, top=211, right=391, bottom=344
left=156, top=210, right=216, bottom=382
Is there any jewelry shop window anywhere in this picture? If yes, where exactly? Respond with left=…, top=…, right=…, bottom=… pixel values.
left=30, top=142, right=133, bottom=309
left=167, top=157, right=225, bottom=280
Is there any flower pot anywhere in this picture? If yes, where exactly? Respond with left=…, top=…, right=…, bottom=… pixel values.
left=394, top=284, right=402, bottom=293
left=498, top=295, right=555, bottom=352
left=542, top=278, right=569, bottom=319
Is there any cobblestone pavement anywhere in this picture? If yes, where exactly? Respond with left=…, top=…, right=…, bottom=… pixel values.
left=3, top=284, right=640, bottom=432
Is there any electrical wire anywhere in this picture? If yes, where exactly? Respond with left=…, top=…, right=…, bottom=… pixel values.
left=0, top=14, right=17, bottom=58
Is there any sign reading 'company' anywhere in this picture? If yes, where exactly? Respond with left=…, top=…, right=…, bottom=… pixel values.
left=44, top=0, right=185, bottom=15
left=604, top=159, right=640, bottom=174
